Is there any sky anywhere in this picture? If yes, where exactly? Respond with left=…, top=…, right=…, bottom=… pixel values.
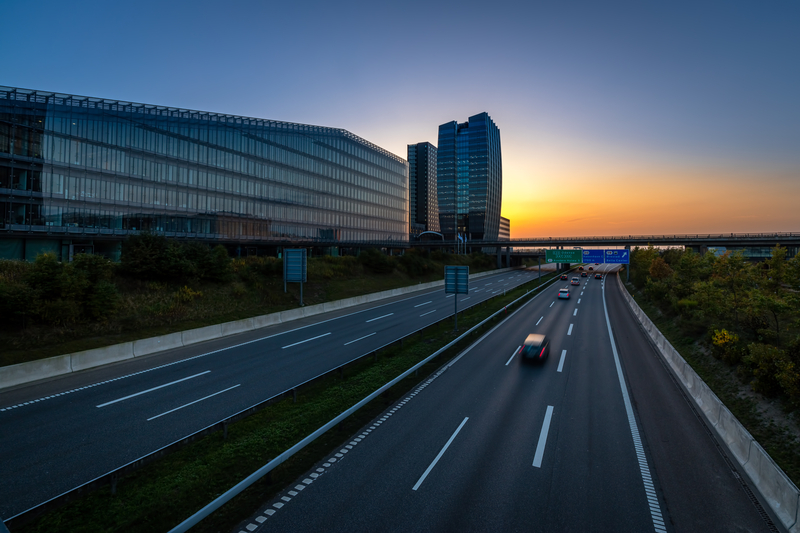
left=2, top=0, right=799, bottom=238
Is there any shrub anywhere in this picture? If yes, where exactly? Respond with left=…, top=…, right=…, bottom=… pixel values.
left=743, top=343, right=788, bottom=396
left=358, top=248, right=394, bottom=274
left=711, top=329, right=744, bottom=364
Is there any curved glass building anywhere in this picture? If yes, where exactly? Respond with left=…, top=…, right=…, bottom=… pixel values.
left=0, top=86, right=408, bottom=260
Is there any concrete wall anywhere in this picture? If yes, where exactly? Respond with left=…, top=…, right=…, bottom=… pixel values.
left=616, top=273, right=800, bottom=533
left=0, top=267, right=520, bottom=391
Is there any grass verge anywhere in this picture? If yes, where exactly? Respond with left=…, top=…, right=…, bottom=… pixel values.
left=618, top=274, right=800, bottom=487
left=16, top=271, right=557, bottom=533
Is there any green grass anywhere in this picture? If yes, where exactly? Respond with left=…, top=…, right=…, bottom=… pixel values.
left=619, top=275, right=800, bottom=487
left=17, top=272, right=557, bottom=533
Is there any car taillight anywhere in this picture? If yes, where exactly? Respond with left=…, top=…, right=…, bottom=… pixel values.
left=540, top=347, right=546, bottom=358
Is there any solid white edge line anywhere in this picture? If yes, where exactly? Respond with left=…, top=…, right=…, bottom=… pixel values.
left=602, top=274, right=666, bottom=529
left=567, top=324, right=574, bottom=335
left=412, top=417, right=469, bottom=491
left=147, top=385, right=241, bottom=421
left=532, top=405, right=554, bottom=467
left=557, top=349, right=567, bottom=372
left=97, top=371, right=211, bottom=408
left=281, top=332, right=331, bottom=349
left=366, top=313, right=394, bottom=323
left=344, top=332, right=377, bottom=346
left=536, top=316, right=543, bottom=325
left=505, top=346, right=521, bottom=366
left=419, top=309, right=437, bottom=317
left=413, top=301, right=433, bottom=308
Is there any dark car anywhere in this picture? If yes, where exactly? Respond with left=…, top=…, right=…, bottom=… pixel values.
left=578, top=266, right=584, bottom=270
left=595, top=273, right=602, bottom=279
left=521, top=333, right=550, bottom=362
left=588, top=266, right=593, bottom=270
left=581, top=271, right=588, bottom=277
left=560, top=274, right=568, bottom=280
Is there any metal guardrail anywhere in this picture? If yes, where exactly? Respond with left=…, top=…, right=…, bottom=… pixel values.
left=4, top=267, right=556, bottom=530
left=169, top=270, right=565, bottom=532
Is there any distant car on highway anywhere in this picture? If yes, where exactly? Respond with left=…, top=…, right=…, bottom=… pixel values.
left=588, top=266, right=593, bottom=270
left=578, top=266, right=584, bottom=270
left=560, top=274, right=568, bottom=280
left=571, top=277, right=580, bottom=285
left=520, top=333, right=550, bottom=362
left=581, top=272, right=588, bottom=277
left=595, top=273, right=602, bottom=279
left=558, top=288, right=570, bottom=299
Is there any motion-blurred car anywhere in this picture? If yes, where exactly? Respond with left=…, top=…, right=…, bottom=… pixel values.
left=520, top=333, right=550, bottom=362
left=588, top=266, right=593, bottom=270
left=595, top=273, right=602, bottom=279
left=578, top=266, right=584, bottom=270
left=558, top=288, right=570, bottom=299
left=560, top=274, right=568, bottom=280
left=581, top=272, right=588, bottom=277
left=571, top=277, right=580, bottom=285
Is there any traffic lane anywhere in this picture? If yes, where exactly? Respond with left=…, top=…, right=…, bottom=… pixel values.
left=0, top=268, right=539, bottom=407
left=261, top=276, right=654, bottom=531
left=538, top=274, right=655, bottom=531
left=263, top=286, right=574, bottom=531
left=606, top=274, right=774, bottom=532
left=0, top=270, right=546, bottom=515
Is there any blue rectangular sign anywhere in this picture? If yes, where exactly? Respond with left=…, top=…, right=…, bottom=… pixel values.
left=581, top=249, right=605, bottom=263
left=604, top=249, right=630, bottom=264
left=284, top=249, right=307, bottom=282
left=444, top=265, right=469, bottom=294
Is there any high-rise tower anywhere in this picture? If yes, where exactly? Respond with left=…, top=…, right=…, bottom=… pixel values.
left=407, top=142, right=439, bottom=237
left=436, top=112, right=501, bottom=241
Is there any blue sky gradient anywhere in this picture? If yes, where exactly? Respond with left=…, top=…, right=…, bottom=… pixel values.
left=3, top=0, right=798, bottom=235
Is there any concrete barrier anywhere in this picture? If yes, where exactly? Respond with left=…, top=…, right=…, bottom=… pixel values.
left=617, top=273, right=800, bottom=532
left=72, top=342, right=135, bottom=372
left=133, top=332, right=184, bottom=357
left=744, top=440, right=800, bottom=529
left=0, top=266, right=524, bottom=391
left=182, top=324, right=223, bottom=346
left=0, top=354, right=72, bottom=389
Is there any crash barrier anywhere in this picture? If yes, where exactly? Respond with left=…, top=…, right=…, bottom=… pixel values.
left=0, top=267, right=522, bottom=391
left=5, top=269, right=563, bottom=530
left=615, top=273, right=800, bottom=532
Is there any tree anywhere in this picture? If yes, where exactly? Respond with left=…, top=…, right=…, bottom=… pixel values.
left=712, top=251, right=755, bottom=330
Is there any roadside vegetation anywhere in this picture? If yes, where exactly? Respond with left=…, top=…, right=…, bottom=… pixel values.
left=16, top=271, right=556, bottom=533
left=622, top=244, right=800, bottom=484
left=0, top=233, right=498, bottom=366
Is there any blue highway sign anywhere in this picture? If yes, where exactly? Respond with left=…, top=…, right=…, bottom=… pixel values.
left=581, top=250, right=605, bottom=263
left=604, top=249, right=630, bottom=264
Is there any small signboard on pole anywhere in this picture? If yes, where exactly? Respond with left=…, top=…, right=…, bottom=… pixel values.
left=445, top=265, right=469, bottom=330
left=283, top=249, right=308, bottom=305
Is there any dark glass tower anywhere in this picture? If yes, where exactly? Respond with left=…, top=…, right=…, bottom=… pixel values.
left=436, top=112, right=501, bottom=241
left=407, top=142, right=439, bottom=237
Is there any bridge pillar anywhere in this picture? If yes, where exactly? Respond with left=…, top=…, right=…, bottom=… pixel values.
left=497, top=247, right=502, bottom=268
left=506, top=247, right=511, bottom=269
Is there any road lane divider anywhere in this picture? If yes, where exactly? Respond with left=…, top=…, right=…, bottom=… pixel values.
left=147, top=385, right=241, bottom=421
left=536, top=317, right=543, bottom=326
left=573, top=309, right=578, bottom=316
left=602, top=275, right=666, bottom=532
left=412, top=417, right=469, bottom=491
left=366, top=313, right=394, bottom=323
left=281, top=333, right=331, bottom=349
left=414, top=301, right=433, bottom=308
left=344, top=333, right=376, bottom=346
left=419, top=309, right=437, bottom=317
left=506, top=347, right=521, bottom=366
left=97, top=371, right=211, bottom=408
left=567, top=324, right=574, bottom=336
left=557, top=350, right=567, bottom=373
left=532, top=406, right=554, bottom=468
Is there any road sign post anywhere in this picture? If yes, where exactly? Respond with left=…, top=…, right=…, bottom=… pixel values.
left=444, top=265, right=469, bottom=331
left=283, top=249, right=308, bottom=306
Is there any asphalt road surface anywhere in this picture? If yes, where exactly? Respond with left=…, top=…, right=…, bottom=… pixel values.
left=0, top=267, right=545, bottom=519
left=240, top=265, right=780, bottom=533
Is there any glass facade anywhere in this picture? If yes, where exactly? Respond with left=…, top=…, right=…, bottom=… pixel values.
left=437, top=112, right=501, bottom=241
left=407, top=142, right=439, bottom=237
left=0, top=86, right=408, bottom=260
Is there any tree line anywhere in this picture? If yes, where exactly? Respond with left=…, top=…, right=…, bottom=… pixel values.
left=629, top=245, right=800, bottom=407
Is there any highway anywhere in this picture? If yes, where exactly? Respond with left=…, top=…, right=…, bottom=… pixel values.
left=0, top=267, right=544, bottom=520
left=240, top=266, right=778, bottom=532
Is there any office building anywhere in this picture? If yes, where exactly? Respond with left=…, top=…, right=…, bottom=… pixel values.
left=436, top=112, right=501, bottom=241
left=0, top=86, right=408, bottom=260
left=407, top=142, right=439, bottom=238
left=499, top=216, right=510, bottom=241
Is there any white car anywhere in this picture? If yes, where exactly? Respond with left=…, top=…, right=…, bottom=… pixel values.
left=558, top=288, right=570, bottom=299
